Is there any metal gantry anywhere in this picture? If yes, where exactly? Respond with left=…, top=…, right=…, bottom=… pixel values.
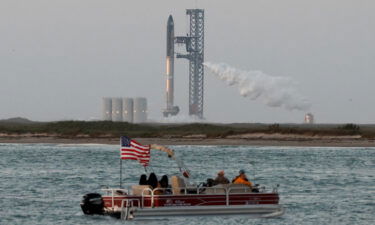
left=176, top=9, right=205, bottom=119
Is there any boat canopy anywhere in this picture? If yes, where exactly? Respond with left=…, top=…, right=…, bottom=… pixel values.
left=150, top=144, right=190, bottom=178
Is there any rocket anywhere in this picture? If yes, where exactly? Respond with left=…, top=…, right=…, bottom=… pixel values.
left=163, top=15, right=179, bottom=117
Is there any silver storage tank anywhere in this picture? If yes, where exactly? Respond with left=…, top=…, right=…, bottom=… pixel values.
left=102, top=97, right=112, bottom=121
left=111, top=98, right=123, bottom=122
left=133, top=97, right=147, bottom=123
left=304, top=113, right=314, bottom=124
left=122, top=98, right=134, bottom=123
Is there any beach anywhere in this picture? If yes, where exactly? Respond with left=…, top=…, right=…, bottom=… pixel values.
left=1, top=134, right=374, bottom=147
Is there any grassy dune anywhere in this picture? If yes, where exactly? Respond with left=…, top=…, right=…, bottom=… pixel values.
left=0, top=118, right=374, bottom=139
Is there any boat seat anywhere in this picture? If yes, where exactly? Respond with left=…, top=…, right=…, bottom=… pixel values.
left=204, top=184, right=228, bottom=194
left=227, top=184, right=252, bottom=193
left=131, top=185, right=152, bottom=196
left=171, top=176, right=186, bottom=195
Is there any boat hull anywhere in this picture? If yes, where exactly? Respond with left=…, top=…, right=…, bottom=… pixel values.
left=127, top=204, right=284, bottom=219
left=101, top=193, right=283, bottom=219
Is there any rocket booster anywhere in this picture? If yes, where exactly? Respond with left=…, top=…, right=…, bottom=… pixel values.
left=167, top=15, right=174, bottom=58
left=166, top=15, right=174, bottom=106
left=163, top=15, right=179, bottom=117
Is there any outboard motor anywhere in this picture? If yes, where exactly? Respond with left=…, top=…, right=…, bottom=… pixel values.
left=80, top=193, right=104, bottom=215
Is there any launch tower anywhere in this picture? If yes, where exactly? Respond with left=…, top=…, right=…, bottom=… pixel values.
left=176, top=9, right=205, bottom=119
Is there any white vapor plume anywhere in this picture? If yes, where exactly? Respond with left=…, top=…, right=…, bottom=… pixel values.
left=159, top=114, right=204, bottom=123
left=149, top=114, right=205, bottom=124
left=203, top=62, right=311, bottom=111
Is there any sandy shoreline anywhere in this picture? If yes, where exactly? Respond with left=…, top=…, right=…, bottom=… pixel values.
left=1, top=136, right=375, bottom=147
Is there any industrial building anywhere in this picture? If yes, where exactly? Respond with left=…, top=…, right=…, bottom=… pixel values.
left=102, top=97, right=147, bottom=123
left=122, top=98, right=133, bottom=123
left=112, top=98, right=123, bottom=122
left=102, top=98, right=112, bottom=121
left=133, top=98, right=147, bottom=123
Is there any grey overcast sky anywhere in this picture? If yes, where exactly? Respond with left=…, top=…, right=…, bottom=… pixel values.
left=0, top=0, right=374, bottom=123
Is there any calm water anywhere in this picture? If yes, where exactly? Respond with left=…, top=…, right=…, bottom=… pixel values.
left=0, top=144, right=374, bottom=225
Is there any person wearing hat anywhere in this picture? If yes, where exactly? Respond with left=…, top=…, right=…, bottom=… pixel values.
left=232, top=169, right=253, bottom=188
left=214, top=170, right=230, bottom=185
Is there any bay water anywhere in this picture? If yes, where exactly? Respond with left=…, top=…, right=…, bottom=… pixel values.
left=1, top=144, right=374, bottom=224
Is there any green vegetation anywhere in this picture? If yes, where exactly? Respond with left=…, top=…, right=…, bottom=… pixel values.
left=0, top=118, right=374, bottom=139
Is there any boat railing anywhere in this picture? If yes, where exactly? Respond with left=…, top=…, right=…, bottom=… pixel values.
left=143, top=186, right=257, bottom=207
left=101, top=188, right=130, bottom=208
left=102, top=188, right=130, bottom=195
left=103, top=185, right=271, bottom=209
left=120, top=198, right=140, bottom=220
left=141, top=188, right=153, bottom=208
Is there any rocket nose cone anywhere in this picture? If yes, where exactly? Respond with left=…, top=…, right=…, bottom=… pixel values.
left=167, top=15, right=174, bottom=25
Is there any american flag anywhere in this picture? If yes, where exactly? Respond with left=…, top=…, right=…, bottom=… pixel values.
left=120, top=136, right=150, bottom=167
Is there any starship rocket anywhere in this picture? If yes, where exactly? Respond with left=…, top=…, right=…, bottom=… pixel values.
left=163, top=15, right=179, bottom=117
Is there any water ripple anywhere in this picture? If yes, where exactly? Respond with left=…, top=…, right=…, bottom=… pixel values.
left=0, top=144, right=374, bottom=224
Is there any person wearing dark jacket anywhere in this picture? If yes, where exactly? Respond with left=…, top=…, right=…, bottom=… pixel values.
left=139, top=174, right=147, bottom=185
left=214, top=170, right=230, bottom=185
left=159, top=175, right=169, bottom=188
left=147, top=173, right=158, bottom=189
left=154, top=175, right=170, bottom=195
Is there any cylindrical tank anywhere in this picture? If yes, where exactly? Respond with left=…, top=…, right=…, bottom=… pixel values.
left=112, top=98, right=123, bottom=122
left=122, top=98, right=134, bottom=123
left=133, top=97, right=147, bottom=123
left=102, top=98, right=112, bottom=121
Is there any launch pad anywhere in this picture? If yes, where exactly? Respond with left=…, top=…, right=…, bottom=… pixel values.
left=163, top=9, right=205, bottom=119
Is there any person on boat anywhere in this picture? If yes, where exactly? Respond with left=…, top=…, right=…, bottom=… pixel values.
left=159, top=175, right=169, bottom=189
left=232, top=169, right=253, bottom=188
left=214, top=170, right=230, bottom=184
left=147, top=173, right=159, bottom=189
left=154, top=175, right=170, bottom=195
left=139, top=174, right=148, bottom=185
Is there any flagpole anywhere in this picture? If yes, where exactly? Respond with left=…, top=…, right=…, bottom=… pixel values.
left=120, top=158, right=122, bottom=188
left=120, top=138, right=122, bottom=189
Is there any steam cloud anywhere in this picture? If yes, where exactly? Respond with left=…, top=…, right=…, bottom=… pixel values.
left=203, top=62, right=311, bottom=111
left=158, top=114, right=204, bottom=123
